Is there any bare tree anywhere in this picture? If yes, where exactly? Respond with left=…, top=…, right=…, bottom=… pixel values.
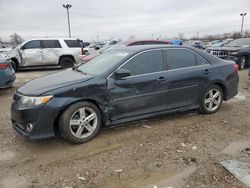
left=10, top=33, right=24, bottom=45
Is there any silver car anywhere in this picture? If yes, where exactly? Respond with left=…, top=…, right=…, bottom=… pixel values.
left=9, top=38, right=83, bottom=71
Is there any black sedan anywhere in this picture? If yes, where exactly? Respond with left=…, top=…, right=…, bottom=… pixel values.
left=11, top=45, right=239, bottom=144
left=0, top=54, right=16, bottom=88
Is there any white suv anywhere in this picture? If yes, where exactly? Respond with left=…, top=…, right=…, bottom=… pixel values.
left=9, top=38, right=83, bottom=71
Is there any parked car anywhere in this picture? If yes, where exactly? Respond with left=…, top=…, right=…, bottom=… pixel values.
left=9, top=38, right=84, bottom=71
left=81, top=39, right=172, bottom=63
left=171, top=39, right=183, bottom=45
left=11, top=45, right=239, bottom=144
left=184, top=40, right=204, bottom=49
left=0, top=54, right=15, bottom=88
left=205, top=38, right=250, bottom=70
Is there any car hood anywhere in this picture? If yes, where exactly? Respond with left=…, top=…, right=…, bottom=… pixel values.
left=18, top=69, right=93, bottom=96
left=83, top=53, right=99, bottom=62
left=207, top=46, right=242, bottom=51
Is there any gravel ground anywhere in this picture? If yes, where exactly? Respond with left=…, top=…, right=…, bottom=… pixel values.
left=0, top=69, right=249, bottom=188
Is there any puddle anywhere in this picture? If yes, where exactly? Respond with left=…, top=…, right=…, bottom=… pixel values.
left=0, top=151, right=15, bottom=161
left=221, top=141, right=250, bottom=156
left=0, top=176, right=28, bottom=188
left=102, top=166, right=196, bottom=188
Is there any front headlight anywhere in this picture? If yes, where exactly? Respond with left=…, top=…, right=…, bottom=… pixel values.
left=18, top=96, right=53, bottom=108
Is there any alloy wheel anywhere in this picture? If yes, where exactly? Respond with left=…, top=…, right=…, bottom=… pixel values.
left=204, top=88, right=222, bottom=112
left=69, top=107, right=98, bottom=138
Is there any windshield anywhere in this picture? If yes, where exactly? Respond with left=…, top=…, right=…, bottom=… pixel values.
left=78, top=50, right=129, bottom=75
left=227, top=38, right=250, bottom=47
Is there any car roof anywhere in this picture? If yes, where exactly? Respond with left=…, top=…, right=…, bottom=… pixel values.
left=123, top=39, right=172, bottom=45
left=113, top=44, right=192, bottom=52
left=112, top=45, right=223, bottom=65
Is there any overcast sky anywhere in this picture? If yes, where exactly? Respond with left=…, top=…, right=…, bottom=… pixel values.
left=0, top=0, right=249, bottom=41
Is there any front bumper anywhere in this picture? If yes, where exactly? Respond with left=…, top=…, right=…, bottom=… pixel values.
left=11, top=94, right=60, bottom=139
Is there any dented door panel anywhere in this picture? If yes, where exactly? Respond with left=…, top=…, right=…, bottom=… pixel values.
left=42, top=48, right=62, bottom=65
left=107, top=72, right=169, bottom=121
left=21, top=49, right=43, bottom=66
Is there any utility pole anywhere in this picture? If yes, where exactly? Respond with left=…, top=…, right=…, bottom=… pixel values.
left=63, top=4, right=72, bottom=38
left=240, top=13, right=247, bottom=37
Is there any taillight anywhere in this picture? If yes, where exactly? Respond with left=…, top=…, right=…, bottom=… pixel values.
left=0, top=63, right=9, bottom=69
left=81, top=47, right=84, bottom=55
left=234, top=64, right=238, bottom=72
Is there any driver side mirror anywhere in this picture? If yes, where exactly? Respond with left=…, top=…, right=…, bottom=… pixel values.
left=114, top=69, right=131, bottom=79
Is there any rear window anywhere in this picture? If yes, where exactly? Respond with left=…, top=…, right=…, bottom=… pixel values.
left=166, top=49, right=197, bottom=70
left=42, top=40, right=61, bottom=48
left=64, top=40, right=81, bottom=48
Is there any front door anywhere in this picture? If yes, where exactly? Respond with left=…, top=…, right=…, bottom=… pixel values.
left=20, top=40, right=42, bottom=66
left=107, top=49, right=169, bottom=121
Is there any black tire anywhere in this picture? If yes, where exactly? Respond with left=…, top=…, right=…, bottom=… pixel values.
left=59, top=101, right=102, bottom=144
left=238, top=56, right=247, bottom=70
left=11, top=61, right=18, bottom=72
left=199, top=84, right=223, bottom=114
left=59, top=57, right=75, bottom=69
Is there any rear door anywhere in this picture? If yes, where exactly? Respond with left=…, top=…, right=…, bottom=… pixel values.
left=41, top=40, right=62, bottom=65
left=164, top=48, right=212, bottom=109
left=107, top=49, right=169, bottom=121
left=20, top=40, right=42, bottom=66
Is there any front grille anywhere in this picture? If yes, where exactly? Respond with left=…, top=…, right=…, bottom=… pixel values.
left=210, top=50, right=228, bottom=58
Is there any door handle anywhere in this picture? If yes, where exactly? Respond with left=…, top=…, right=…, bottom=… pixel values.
left=157, top=76, right=166, bottom=81
left=204, top=69, right=210, bottom=74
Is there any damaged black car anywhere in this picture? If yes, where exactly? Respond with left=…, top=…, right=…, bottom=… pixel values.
left=11, top=45, right=239, bottom=144
left=206, top=38, right=250, bottom=70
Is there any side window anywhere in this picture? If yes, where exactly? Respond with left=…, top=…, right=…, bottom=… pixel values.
left=166, top=49, right=197, bottom=70
left=64, top=40, right=81, bottom=48
left=122, top=50, right=164, bottom=76
left=196, top=54, right=208, bottom=65
left=22, top=40, right=41, bottom=50
left=42, top=40, right=61, bottom=48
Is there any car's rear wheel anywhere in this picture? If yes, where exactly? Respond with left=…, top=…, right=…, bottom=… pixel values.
left=59, top=101, right=101, bottom=144
left=199, top=85, right=223, bottom=114
left=60, top=57, right=75, bottom=69
left=238, top=56, right=247, bottom=70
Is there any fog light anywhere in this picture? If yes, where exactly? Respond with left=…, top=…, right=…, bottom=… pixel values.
left=26, top=123, right=33, bottom=133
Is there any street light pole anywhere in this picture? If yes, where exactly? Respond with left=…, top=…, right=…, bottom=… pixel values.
left=240, top=13, right=247, bottom=37
left=63, top=4, right=72, bottom=38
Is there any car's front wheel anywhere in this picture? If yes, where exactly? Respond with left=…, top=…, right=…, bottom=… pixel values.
left=199, top=85, right=223, bottom=114
left=59, top=101, right=101, bottom=144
